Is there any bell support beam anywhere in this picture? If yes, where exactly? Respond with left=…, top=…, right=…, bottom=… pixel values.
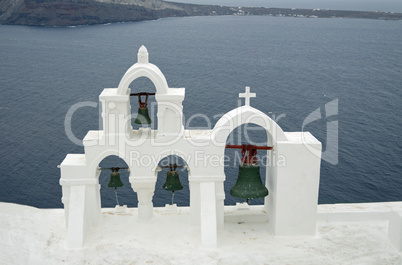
left=225, top=145, right=273, bottom=150
left=226, top=144, right=273, bottom=165
left=129, top=92, right=156, bottom=96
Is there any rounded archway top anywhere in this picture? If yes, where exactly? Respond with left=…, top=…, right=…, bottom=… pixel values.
left=117, top=46, right=170, bottom=95
left=212, top=105, right=288, bottom=145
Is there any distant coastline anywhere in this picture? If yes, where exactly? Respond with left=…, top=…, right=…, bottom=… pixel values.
left=1, top=0, right=401, bottom=27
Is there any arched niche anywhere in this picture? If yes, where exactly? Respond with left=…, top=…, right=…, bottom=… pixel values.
left=129, top=76, right=158, bottom=130
left=153, top=154, right=191, bottom=207
left=88, top=149, right=130, bottom=177
left=102, top=45, right=185, bottom=136
left=97, top=155, right=136, bottom=208
left=211, top=105, right=288, bottom=225
left=223, top=123, right=269, bottom=206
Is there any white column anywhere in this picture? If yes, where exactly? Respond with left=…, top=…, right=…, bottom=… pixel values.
left=265, top=149, right=277, bottom=233
left=190, top=181, right=200, bottom=225
left=216, top=181, right=225, bottom=230
left=67, top=185, right=87, bottom=248
left=86, top=183, right=101, bottom=226
left=199, top=181, right=218, bottom=248
left=270, top=133, right=321, bottom=236
left=136, top=188, right=154, bottom=220
left=60, top=185, right=70, bottom=226
left=131, top=177, right=156, bottom=220
left=389, top=211, right=402, bottom=252
left=95, top=183, right=101, bottom=223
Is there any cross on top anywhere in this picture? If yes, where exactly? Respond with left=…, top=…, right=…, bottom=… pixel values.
left=239, top=86, right=256, bottom=106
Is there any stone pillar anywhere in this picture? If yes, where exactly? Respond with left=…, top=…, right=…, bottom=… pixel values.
left=389, top=211, right=402, bottom=252
left=60, top=154, right=101, bottom=246
left=189, top=181, right=200, bottom=225
left=136, top=189, right=154, bottom=220
left=86, top=182, right=101, bottom=227
left=269, top=132, right=322, bottom=236
left=130, top=177, right=156, bottom=220
left=60, top=184, right=71, bottom=226
left=99, top=88, right=131, bottom=137
left=66, top=185, right=87, bottom=248
left=199, top=181, right=218, bottom=248
left=216, top=180, right=225, bottom=230
left=155, top=96, right=185, bottom=136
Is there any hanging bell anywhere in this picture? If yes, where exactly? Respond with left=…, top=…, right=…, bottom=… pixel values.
left=134, top=93, right=152, bottom=125
left=134, top=107, right=152, bottom=125
left=108, top=170, right=124, bottom=188
left=230, top=163, right=268, bottom=200
left=162, top=170, right=183, bottom=191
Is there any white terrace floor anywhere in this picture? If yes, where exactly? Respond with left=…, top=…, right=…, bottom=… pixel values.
left=1, top=202, right=402, bottom=264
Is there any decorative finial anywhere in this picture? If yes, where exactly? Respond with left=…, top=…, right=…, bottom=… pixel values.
left=138, top=45, right=149, bottom=64
left=239, top=86, right=256, bottom=106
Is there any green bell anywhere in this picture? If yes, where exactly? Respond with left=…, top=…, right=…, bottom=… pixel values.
left=108, top=171, right=124, bottom=188
left=162, top=170, right=183, bottom=191
left=134, top=107, right=152, bottom=125
left=230, top=163, right=268, bottom=200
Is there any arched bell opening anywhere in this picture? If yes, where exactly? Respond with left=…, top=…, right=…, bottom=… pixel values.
left=98, top=155, right=137, bottom=208
left=224, top=123, right=270, bottom=206
left=154, top=155, right=190, bottom=207
left=129, top=76, right=158, bottom=131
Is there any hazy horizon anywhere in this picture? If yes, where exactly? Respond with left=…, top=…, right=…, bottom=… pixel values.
left=170, top=0, right=402, bottom=13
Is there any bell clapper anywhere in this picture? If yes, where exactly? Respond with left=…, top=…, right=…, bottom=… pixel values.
left=171, top=190, right=175, bottom=205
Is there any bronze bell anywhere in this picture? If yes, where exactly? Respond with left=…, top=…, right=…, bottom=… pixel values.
left=108, top=169, right=124, bottom=188
left=134, top=93, right=152, bottom=125
left=134, top=107, right=152, bottom=124
left=162, top=170, right=183, bottom=191
left=230, top=163, right=268, bottom=200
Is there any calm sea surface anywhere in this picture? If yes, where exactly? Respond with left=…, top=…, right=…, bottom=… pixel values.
left=0, top=16, right=401, bottom=208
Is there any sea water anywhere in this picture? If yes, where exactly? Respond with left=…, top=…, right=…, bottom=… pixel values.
left=0, top=16, right=401, bottom=208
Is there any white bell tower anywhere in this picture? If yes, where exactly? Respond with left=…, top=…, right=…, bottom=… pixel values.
left=60, top=46, right=322, bottom=249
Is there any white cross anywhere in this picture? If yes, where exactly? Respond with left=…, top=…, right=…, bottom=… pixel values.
left=239, top=86, right=256, bottom=106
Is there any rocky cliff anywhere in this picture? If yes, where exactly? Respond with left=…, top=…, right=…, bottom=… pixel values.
left=0, top=0, right=232, bottom=26
left=1, top=0, right=401, bottom=27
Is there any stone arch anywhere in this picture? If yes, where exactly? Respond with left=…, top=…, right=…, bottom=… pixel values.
left=223, top=123, right=269, bottom=205
left=96, top=154, right=133, bottom=207
left=116, top=47, right=169, bottom=95
left=211, top=106, right=288, bottom=222
left=154, top=150, right=192, bottom=174
left=153, top=151, right=192, bottom=207
left=112, top=46, right=185, bottom=135
left=211, top=106, right=287, bottom=147
left=88, top=149, right=131, bottom=178
left=117, top=67, right=169, bottom=95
